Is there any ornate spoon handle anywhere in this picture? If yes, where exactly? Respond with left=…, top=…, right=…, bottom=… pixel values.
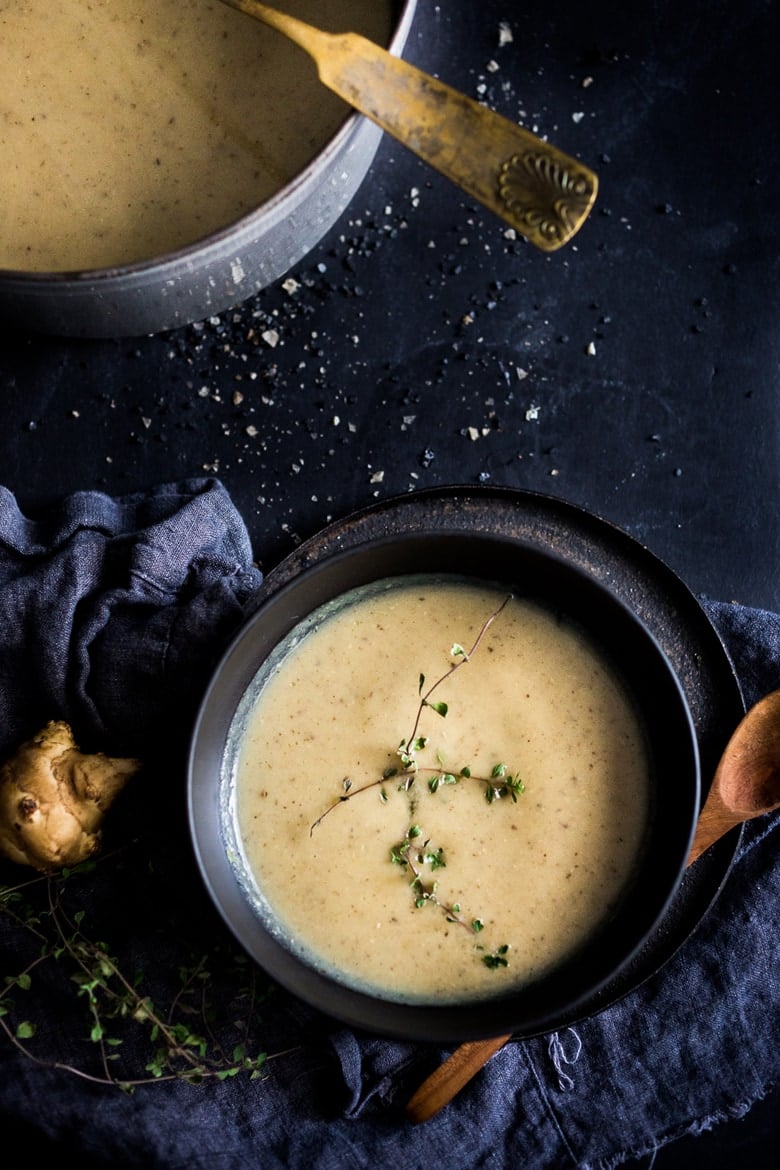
left=220, top=0, right=598, bottom=251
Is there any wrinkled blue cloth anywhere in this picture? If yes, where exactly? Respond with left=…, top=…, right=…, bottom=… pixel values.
left=0, top=480, right=777, bottom=1170
left=0, top=478, right=262, bottom=759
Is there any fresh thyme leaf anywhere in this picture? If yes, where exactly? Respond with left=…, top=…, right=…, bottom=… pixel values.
left=482, top=945, right=510, bottom=969
left=426, top=700, right=448, bottom=717
left=428, top=770, right=457, bottom=793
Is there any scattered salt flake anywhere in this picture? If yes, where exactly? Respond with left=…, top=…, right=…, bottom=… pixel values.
left=369, top=470, right=385, bottom=484
left=141, top=417, right=151, bottom=429
left=582, top=76, right=594, bottom=88
left=262, top=328, right=280, bottom=347
left=572, top=111, right=585, bottom=124
left=498, top=21, right=513, bottom=46
left=246, top=425, right=259, bottom=437
left=525, top=405, right=540, bottom=421
left=332, top=415, right=340, bottom=426
left=503, top=227, right=518, bottom=240
left=486, top=59, right=499, bottom=73
left=233, top=390, right=244, bottom=405
left=467, top=426, right=480, bottom=441
left=282, top=277, right=300, bottom=294
left=515, top=367, right=529, bottom=381
left=587, top=341, right=597, bottom=356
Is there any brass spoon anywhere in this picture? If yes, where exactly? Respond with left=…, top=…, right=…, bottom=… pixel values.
left=405, top=688, right=780, bottom=1125
left=218, top=0, right=598, bottom=252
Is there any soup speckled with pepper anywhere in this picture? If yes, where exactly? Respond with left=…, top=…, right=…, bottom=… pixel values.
left=0, top=0, right=393, bottom=271
left=231, top=576, right=650, bottom=1004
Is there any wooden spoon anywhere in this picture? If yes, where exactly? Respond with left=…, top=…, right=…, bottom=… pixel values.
left=405, top=688, right=780, bottom=1125
left=218, top=0, right=598, bottom=252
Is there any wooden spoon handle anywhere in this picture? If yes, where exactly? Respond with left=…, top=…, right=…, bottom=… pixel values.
left=219, top=0, right=598, bottom=252
left=405, top=1033, right=512, bottom=1124
left=406, top=779, right=732, bottom=1123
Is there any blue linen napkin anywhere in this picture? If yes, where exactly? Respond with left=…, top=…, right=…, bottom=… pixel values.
left=0, top=479, right=777, bottom=1169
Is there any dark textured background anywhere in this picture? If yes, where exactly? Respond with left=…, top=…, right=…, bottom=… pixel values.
left=1, top=0, right=778, bottom=611
left=0, top=0, right=778, bottom=1163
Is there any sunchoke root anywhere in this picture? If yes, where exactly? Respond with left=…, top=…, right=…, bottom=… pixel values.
left=0, top=721, right=142, bottom=872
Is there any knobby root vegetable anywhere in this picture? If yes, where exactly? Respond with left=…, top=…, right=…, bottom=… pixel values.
left=0, top=721, right=142, bottom=872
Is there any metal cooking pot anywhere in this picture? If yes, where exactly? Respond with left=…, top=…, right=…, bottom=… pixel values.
left=0, top=1, right=416, bottom=339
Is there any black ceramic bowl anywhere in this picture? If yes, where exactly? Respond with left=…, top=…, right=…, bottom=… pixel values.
left=188, top=498, right=703, bottom=1043
left=0, top=1, right=416, bottom=339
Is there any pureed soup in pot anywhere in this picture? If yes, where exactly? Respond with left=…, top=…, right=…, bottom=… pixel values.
left=0, top=0, right=393, bottom=272
left=232, top=576, right=651, bottom=1004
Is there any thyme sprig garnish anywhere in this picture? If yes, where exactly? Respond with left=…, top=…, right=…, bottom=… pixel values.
left=390, top=824, right=479, bottom=933
left=396, top=593, right=512, bottom=775
left=309, top=593, right=522, bottom=970
left=389, top=825, right=513, bottom=969
left=309, top=594, right=517, bottom=834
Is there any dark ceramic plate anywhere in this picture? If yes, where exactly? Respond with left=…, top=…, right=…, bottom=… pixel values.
left=189, top=486, right=744, bottom=1040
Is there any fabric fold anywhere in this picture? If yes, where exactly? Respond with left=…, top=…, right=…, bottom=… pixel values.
left=0, top=478, right=262, bottom=757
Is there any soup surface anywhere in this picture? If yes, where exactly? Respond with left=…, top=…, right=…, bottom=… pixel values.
left=0, top=0, right=393, bottom=271
left=233, top=577, right=650, bottom=1003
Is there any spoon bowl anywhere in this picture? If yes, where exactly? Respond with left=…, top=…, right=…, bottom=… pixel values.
left=688, top=688, right=780, bottom=863
left=406, top=688, right=780, bottom=1124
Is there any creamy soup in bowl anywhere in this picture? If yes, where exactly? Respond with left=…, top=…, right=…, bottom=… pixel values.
left=188, top=526, right=700, bottom=1042
left=234, top=577, right=650, bottom=1003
